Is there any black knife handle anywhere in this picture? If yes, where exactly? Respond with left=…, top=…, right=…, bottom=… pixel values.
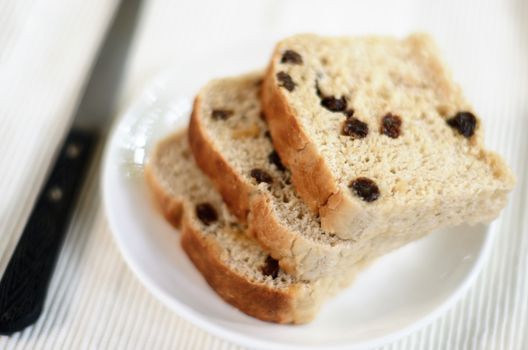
left=0, top=129, right=97, bottom=335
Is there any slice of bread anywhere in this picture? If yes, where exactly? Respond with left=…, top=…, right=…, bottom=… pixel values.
left=145, top=131, right=359, bottom=324
left=189, top=72, right=425, bottom=281
left=262, top=34, right=515, bottom=240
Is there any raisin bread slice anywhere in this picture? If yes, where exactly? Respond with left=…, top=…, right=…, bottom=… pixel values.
left=262, top=33, right=515, bottom=240
left=189, top=72, right=427, bottom=281
left=145, top=131, right=360, bottom=324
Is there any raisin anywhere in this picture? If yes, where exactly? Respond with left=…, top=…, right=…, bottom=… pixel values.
left=447, top=112, right=477, bottom=138
left=211, top=109, right=233, bottom=120
left=264, top=130, right=272, bottom=139
left=342, top=117, right=368, bottom=138
left=259, top=111, right=266, bottom=120
left=195, top=203, right=218, bottom=226
left=276, top=72, right=296, bottom=92
left=321, top=96, right=347, bottom=112
left=261, top=256, right=279, bottom=278
left=281, top=50, right=303, bottom=64
left=250, top=168, right=273, bottom=184
left=349, top=177, right=380, bottom=202
left=268, top=151, right=285, bottom=171
left=380, top=113, right=402, bottom=138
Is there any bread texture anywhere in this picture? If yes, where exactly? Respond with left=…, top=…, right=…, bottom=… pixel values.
left=189, top=72, right=428, bottom=281
left=262, top=33, right=515, bottom=240
left=145, top=131, right=359, bottom=324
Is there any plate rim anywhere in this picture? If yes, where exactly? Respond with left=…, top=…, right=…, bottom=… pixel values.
left=101, top=70, right=496, bottom=350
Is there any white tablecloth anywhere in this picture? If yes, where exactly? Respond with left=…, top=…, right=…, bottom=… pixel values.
left=1, top=0, right=527, bottom=348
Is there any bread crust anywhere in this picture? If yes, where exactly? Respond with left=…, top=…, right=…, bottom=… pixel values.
left=145, top=131, right=380, bottom=323
left=262, top=35, right=515, bottom=239
left=261, top=63, right=336, bottom=214
left=179, top=214, right=310, bottom=324
left=189, top=96, right=252, bottom=222
left=189, top=84, right=350, bottom=280
left=262, top=58, right=363, bottom=235
left=145, top=154, right=316, bottom=324
left=188, top=89, right=303, bottom=276
left=144, top=165, right=184, bottom=228
left=188, top=76, right=383, bottom=280
left=247, top=194, right=337, bottom=280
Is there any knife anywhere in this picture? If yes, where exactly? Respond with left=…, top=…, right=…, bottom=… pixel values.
left=0, top=0, right=142, bottom=335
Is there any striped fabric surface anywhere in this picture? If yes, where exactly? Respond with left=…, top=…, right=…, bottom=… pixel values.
left=0, top=0, right=120, bottom=277
left=1, top=0, right=527, bottom=349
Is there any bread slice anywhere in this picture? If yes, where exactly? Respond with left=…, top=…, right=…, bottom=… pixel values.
left=262, top=33, right=515, bottom=240
left=189, top=72, right=427, bottom=281
left=145, top=131, right=360, bottom=324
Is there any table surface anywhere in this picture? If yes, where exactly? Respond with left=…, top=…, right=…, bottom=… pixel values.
left=1, top=0, right=527, bottom=349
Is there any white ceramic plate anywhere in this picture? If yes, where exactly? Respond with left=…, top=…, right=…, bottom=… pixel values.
left=102, top=42, right=495, bottom=349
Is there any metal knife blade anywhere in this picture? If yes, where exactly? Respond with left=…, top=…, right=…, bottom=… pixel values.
left=0, top=0, right=142, bottom=335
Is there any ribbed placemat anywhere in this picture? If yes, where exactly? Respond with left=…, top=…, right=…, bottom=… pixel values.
left=1, top=0, right=527, bottom=349
left=0, top=0, right=120, bottom=276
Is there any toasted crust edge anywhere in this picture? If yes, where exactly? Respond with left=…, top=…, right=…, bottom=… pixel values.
left=262, top=35, right=516, bottom=238
left=262, top=61, right=334, bottom=213
left=144, top=141, right=315, bottom=324
left=188, top=84, right=347, bottom=280
left=144, top=159, right=184, bottom=228
left=189, top=96, right=252, bottom=222
left=262, top=53, right=363, bottom=237
left=179, top=214, right=308, bottom=324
